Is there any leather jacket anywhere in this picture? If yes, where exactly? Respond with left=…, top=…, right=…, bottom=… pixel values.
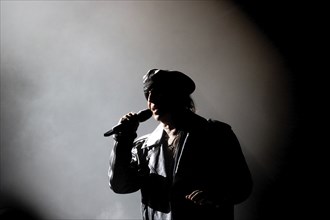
left=109, top=112, right=252, bottom=220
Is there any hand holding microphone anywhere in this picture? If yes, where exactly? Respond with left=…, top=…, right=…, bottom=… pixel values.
left=104, top=109, right=152, bottom=137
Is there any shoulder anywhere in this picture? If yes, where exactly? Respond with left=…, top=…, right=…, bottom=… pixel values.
left=130, top=134, right=149, bottom=156
left=207, top=119, right=232, bottom=130
left=188, top=113, right=232, bottom=133
left=132, top=134, right=149, bottom=148
left=205, top=119, right=236, bottom=138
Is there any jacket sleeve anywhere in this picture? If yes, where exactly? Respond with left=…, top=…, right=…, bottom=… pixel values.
left=208, top=120, right=253, bottom=205
left=224, top=126, right=253, bottom=204
left=108, top=133, right=144, bottom=194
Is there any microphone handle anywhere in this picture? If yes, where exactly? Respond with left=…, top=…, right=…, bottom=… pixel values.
left=104, top=109, right=152, bottom=137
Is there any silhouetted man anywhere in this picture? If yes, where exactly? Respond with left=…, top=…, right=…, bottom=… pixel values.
left=108, top=69, right=252, bottom=219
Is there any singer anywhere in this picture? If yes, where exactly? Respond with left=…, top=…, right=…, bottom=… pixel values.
left=107, top=69, right=252, bottom=220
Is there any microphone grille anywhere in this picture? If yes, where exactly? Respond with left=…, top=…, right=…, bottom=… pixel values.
left=137, top=109, right=152, bottom=122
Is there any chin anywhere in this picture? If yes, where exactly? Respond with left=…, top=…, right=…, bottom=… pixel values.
left=153, top=112, right=171, bottom=123
left=153, top=114, right=162, bottom=121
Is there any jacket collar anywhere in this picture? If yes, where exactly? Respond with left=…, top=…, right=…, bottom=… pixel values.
left=142, top=124, right=164, bottom=149
left=142, top=112, right=209, bottom=149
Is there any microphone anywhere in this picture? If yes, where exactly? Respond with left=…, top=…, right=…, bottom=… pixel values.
left=104, top=109, right=152, bottom=137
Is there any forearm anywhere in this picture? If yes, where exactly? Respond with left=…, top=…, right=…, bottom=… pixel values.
left=108, top=134, right=141, bottom=193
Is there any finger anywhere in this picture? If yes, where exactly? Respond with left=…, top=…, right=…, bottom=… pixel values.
left=120, top=112, right=137, bottom=122
left=185, top=190, right=203, bottom=200
left=127, top=112, right=138, bottom=120
left=185, top=190, right=211, bottom=206
left=191, top=192, right=206, bottom=204
left=185, top=190, right=197, bottom=200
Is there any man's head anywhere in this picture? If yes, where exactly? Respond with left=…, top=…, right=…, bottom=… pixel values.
left=142, top=69, right=196, bottom=121
left=143, top=69, right=195, bottom=100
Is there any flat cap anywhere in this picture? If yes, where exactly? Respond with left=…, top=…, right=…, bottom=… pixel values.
left=143, top=69, right=195, bottom=99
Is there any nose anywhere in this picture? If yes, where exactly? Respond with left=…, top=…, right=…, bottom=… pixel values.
left=147, top=91, right=153, bottom=102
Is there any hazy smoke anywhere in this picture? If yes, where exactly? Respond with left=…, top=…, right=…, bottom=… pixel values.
left=1, top=1, right=293, bottom=219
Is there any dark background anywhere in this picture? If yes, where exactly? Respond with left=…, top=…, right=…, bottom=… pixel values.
left=234, top=1, right=325, bottom=219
